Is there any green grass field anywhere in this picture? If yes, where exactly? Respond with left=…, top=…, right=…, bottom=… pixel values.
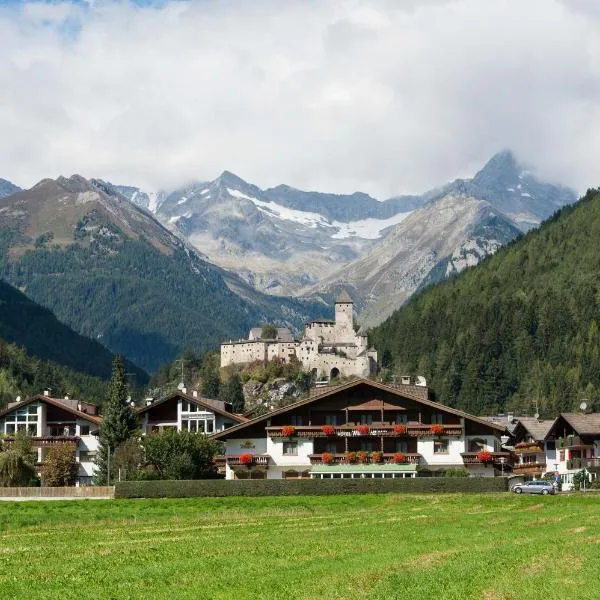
left=1, top=493, right=599, bottom=600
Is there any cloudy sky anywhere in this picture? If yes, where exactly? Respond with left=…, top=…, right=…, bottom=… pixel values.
left=1, top=0, right=599, bottom=197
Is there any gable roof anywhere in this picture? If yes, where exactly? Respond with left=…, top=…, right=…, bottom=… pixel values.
left=554, top=413, right=600, bottom=436
left=0, top=395, right=102, bottom=425
left=135, top=391, right=247, bottom=423
left=211, top=378, right=506, bottom=439
left=514, top=417, right=556, bottom=441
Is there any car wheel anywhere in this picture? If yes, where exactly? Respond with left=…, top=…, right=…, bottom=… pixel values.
left=542, top=489, right=549, bottom=495
left=515, top=487, right=522, bottom=494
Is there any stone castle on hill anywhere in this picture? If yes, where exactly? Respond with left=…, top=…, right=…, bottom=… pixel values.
left=220, top=291, right=378, bottom=379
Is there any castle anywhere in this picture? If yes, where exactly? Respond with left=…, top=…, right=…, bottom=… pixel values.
left=220, top=291, right=378, bottom=379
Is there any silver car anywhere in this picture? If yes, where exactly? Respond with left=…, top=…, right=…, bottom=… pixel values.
left=512, top=480, right=555, bottom=495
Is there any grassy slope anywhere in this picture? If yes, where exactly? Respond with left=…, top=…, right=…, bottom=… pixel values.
left=0, top=494, right=598, bottom=599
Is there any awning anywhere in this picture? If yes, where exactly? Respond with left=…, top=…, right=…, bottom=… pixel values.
left=310, top=464, right=418, bottom=474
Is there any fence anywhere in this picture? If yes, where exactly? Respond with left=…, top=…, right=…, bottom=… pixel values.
left=0, top=486, right=114, bottom=498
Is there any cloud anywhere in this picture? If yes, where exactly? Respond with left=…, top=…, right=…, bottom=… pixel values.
left=0, top=0, right=599, bottom=197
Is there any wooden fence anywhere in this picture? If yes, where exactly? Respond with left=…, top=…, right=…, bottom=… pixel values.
left=0, top=486, right=114, bottom=498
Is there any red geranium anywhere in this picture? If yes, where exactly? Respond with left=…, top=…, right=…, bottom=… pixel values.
left=344, top=451, right=356, bottom=464
left=393, top=452, right=407, bottom=464
left=281, top=426, right=296, bottom=437
left=371, top=451, right=383, bottom=463
left=357, top=451, right=369, bottom=464
left=321, top=425, right=336, bottom=436
left=393, top=424, right=407, bottom=435
left=430, top=424, right=445, bottom=436
left=356, top=425, right=370, bottom=435
left=477, top=450, right=493, bottom=463
left=239, top=453, right=254, bottom=465
left=321, top=452, right=334, bottom=464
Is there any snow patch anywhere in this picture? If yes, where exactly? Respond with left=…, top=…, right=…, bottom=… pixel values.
left=200, top=189, right=210, bottom=195
left=507, top=187, right=515, bottom=192
left=520, top=192, right=532, bottom=198
left=331, top=212, right=412, bottom=239
left=177, top=196, right=188, bottom=205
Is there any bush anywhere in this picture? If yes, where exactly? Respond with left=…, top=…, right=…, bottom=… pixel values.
left=40, top=444, right=77, bottom=486
left=115, top=477, right=509, bottom=498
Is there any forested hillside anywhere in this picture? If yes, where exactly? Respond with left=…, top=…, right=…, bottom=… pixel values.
left=371, top=189, right=600, bottom=418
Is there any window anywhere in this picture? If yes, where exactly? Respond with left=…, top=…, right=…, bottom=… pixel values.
left=434, top=440, right=449, bottom=454
left=359, top=414, right=373, bottom=425
left=360, top=440, right=375, bottom=452
left=79, top=451, right=97, bottom=462
left=181, top=400, right=189, bottom=411
left=325, top=415, right=338, bottom=426
left=283, top=442, right=298, bottom=456
left=324, top=443, right=337, bottom=454
left=80, top=425, right=90, bottom=436
left=224, top=422, right=234, bottom=429
left=546, top=441, right=556, bottom=450
left=395, top=441, right=408, bottom=453
left=395, top=414, right=408, bottom=424
left=6, top=424, right=15, bottom=435
left=206, top=420, right=214, bottom=434
left=431, top=414, right=444, bottom=425
left=290, top=415, right=303, bottom=426
left=4, top=404, right=39, bottom=435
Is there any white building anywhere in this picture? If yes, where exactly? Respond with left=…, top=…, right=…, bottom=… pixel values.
left=0, top=392, right=101, bottom=485
left=211, top=379, right=509, bottom=480
left=220, top=291, right=378, bottom=379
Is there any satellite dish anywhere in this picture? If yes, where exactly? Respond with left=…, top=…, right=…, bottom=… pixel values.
left=534, top=412, right=540, bottom=420
left=580, top=401, right=588, bottom=412
left=177, top=382, right=185, bottom=391
left=500, top=435, right=510, bottom=446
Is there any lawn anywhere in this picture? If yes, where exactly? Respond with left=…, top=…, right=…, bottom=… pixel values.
left=0, top=493, right=599, bottom=600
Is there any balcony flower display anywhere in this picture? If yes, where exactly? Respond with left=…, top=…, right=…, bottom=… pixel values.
left=430, top=424, right=445, bottom=436
left=371, top=451, right=383, bottom=463
left=321, top=425, right=336, bottom=436
left=239, top=453, right=254, bottom=465
left=344, top=451, right=356, bottom=464
left=477, top=450, right=493, bottom=464
left=357, top=451, right=369, bottom=464
left=393, top=424, right=407, bottom=435
left=393, top=452, right=407, bottom=464
left=321, top=452, right=334, bottom=465
left=281, top=426, right=296, bottom=438
left=356, top=425, right=370, bottom=435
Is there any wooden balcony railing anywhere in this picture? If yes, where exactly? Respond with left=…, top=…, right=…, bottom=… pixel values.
left=559, top=437, right=593, bottom=449
left=1, top=436, right=80, bottom=447
left=567, top=457, right=600, bottom=470
left=225, top=455, right=270, bottom=467
left=266, top=424, right=463, bottom=439
left=461, top=452, right=513, bottom=465
left=308, top=453, right=422, bottom=466
left=513, top=462, right=546, bottom=473
left=514, top=443, right=544, bottom=454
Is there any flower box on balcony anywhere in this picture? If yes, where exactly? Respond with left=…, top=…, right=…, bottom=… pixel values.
left=281, top=426, right=296, bottom=438
left=344, top=451, right=356, bottom=464
left=357, top=451, right=369, bottom=464
left=393, top=452, right=407, bottom=464
left=371, top=451, right=383, bottom=463
left=321, top=425, right=336, bottom=436
left=393, top=424, right=407, bottom=435
left=321, top=452, right=334, bottom=465
left=356, top=425, right=370, bottom=435
left=430, top=424, right=445, bottom=436
left=477, top=451, right=493, bottom=464
left=239, top=453, right=254, bottom=465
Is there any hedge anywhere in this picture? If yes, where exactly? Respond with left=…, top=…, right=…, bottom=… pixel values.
left=115, top=477, right=508, bottom=498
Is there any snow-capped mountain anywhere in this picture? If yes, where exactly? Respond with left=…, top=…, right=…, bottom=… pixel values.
left=0, top=178, right=21, bottom=199
left=111, top=184, right=165, bottom=213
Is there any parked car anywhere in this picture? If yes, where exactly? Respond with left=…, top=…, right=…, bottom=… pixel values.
left=512, top=480, right=556, bottom=495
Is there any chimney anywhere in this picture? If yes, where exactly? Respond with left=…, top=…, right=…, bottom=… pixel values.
left=507, top=412, right=514, bottom=424
left=192, top=390, right=198, bottom=398
left=77, top=402, right=82, bottom=412
left=43, top=390, right=50, bottom=397
left=401, top=376, right=411, bottom=386
left=181, top=387, right=187, bottom=395
left=145, top=398, right=153, bottom=406
left=15, top=395, right=21, bottom=403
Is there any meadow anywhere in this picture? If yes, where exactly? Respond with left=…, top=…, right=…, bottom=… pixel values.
left=0, top=493, right=599, bottom=600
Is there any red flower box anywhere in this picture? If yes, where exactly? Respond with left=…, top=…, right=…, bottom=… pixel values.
left=430, top=424, right=445, bottom=436
left=239, top=453, right=254, bottom=465
left=321, top=452, right=334, bottom=465
left=393, top=424, right=407, bottom=435
left=321, top=425, right=336, bottom=436
left=344, top=451, right=356, bottom=464
left=371, top=451, right=383, bottom=463
left=281, top=426, right=296, bottom=438
left=477, top=450, right=493, bottom=463
left=356, top=425, right=370, bottom=435
left=393, top=452, right=407, bottom=464
left=357, top=451, right=369, bottom=464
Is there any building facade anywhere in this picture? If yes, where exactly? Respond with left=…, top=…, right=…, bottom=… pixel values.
left=0, top=393, right=101, bottom=485
left=220, top=291, right=378, bottom=379
left=212, top=379, right=510, bottom=480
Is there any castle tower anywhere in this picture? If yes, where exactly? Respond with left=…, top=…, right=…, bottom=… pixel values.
left=335, top=289, right=354, bottom=329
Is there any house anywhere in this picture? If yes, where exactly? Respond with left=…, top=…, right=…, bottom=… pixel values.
left=211, top=379, right=510, bottom=480
left=220, top=291, right=378, bottom=379
left=0, top=392, right=101, bottom=485
left=510, top=417, right=555, bottom=478
left=135, top=389, right=247, bottom=434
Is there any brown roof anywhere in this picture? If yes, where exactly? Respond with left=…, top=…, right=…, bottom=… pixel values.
left=135, top=391, right=246, bottom=423
left=211, top=378, right=506, bottom=439
left=559, top=413, right=600, bottom=436
left=514, top=417, right=556, bottom=441
left=0, top=395, right=102, bottom=425
left=336, top=289, right=353, bottom=304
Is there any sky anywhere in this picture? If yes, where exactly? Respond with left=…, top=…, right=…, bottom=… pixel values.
left=1, top=0, right=599, bottom=197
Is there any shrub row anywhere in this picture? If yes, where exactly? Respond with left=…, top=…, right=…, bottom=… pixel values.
left=115, top=477, right=508, bottom=498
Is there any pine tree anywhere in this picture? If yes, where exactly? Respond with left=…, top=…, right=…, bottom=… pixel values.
left=219, top=373, right=245, bottom=413
left=95, top=356, right=138, bottom=484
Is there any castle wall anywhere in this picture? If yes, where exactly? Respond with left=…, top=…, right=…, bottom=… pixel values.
left=221, top=342, right=268, bottom=367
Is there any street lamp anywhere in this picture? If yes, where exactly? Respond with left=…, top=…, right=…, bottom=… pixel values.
left=499, top=456, right=507, bottom=477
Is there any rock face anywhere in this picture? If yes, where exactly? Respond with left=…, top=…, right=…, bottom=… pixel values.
left=243, top=378, right=303, bottom=414
left=0, top=178, right=21, bottom=199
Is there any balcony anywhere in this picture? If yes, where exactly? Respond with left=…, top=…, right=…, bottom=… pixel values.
left=514, top=442, right=544, bottom=454
left=308, top=453, right=422, bottom=466
left=513, top=461, right=546, bottom=473
left=461, top=452, right=512, bottom=465
left=558, top=436, right=593, bottom=450
left=1, top=436, right=80, bottom=447
left=224, top=455, right=270, bottom=467
left=567, top=457, right=600, bottom=470
left=266, top=424, right=463, bottom=439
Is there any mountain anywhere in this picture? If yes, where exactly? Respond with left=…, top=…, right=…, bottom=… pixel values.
left=0, top=178, right=21, bottom=199
left=0, top=175, right=324, bottom=373
left=112, top=184, right=164, bottom=213
left=156, top=171, right=409, bottom=294
left=370, top=188, right=600, bottom=418
left=0, top=278, right=147, bottom=384
left=315, top=194, right=523, bottom=326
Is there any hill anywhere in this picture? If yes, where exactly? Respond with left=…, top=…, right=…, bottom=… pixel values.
left=0, top=176, right=323, bottom=373
left=370, top=188, right=600, bottom=418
